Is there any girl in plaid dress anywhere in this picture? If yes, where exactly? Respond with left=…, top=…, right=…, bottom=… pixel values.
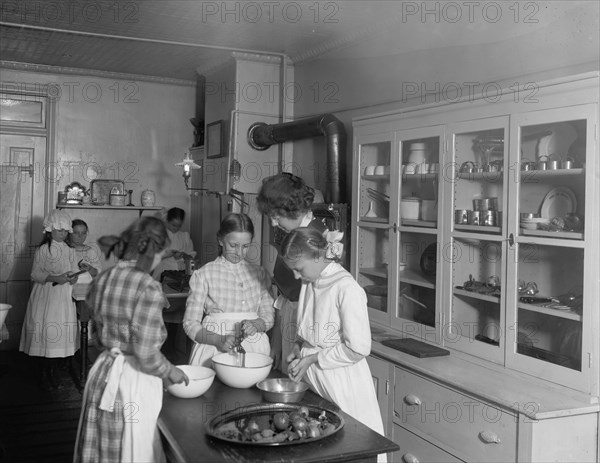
left=74, top=217, right=188, bottom=463
left=184, top=213, right=275, bottom=367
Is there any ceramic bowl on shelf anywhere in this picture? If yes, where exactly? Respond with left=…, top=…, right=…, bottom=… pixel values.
left=212, top=352, right=273, bottom=389
left=166, top=365, right=215, bottom=398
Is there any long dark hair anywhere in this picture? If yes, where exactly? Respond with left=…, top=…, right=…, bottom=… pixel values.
left=98, top=216, right=170, bottom=261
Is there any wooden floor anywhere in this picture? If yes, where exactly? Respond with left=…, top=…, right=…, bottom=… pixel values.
left=0, top=350, right=94, bottom=463
left=0, top=335, right=185, bottom=463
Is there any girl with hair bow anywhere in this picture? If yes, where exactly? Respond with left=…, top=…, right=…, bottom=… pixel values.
left=280, top=227, right=386, bottom=463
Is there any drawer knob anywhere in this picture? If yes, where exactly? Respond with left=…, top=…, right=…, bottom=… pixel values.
left=404, top=394, right=422, bottom=406
left=402, top=453, right=419, bottom=463
left=479, top=430, right=502, bottom=444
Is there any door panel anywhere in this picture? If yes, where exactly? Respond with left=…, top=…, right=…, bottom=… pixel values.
left=0, top=134, right=47, bottom=349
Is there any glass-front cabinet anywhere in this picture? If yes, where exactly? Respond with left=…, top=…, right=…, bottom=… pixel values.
left=352, top=126, right=445, bottom=339
left=352, top=132, right=396, bottom=326
left=446, top=118, right=509, bottom=364
left=504, top=105, right=596, bottom=392
left=445, top=105, right=596, bottom=392
left=394, top=128, right=444, bottom=338
left=352, top=75, right=598, bottom=396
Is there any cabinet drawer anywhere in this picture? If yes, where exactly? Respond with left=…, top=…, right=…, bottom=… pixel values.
left=394, top=368, right=517, bottom=463
left=393, top=423, right=464, bottom=463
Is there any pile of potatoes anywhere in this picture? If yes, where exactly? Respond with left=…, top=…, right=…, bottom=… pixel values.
left=217, top=406, right=338, bottom=444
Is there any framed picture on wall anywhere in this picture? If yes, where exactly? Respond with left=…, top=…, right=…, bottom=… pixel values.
left=206, top=120, right=224, bottom=159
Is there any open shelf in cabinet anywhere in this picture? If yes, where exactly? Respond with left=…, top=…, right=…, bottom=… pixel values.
left=359, top=217, right=388, bottom=224
left=399, top=269, right=435, bottom=289
left=401, top=219, right=436, bottom=228
left=456, top=172, right=503, bottom=182
left=455, top=224, right=501, bottom=234
left=362, top=174, right=390, bottom=180
left=520, top=229, right=584, bottom=240
left=518, top=301, right=581, bottom=322
left=519, top=168, right=584, bottom=180
left=360, top=267, right=388, bottom=279
left=453, top=287, right=500, bottom=304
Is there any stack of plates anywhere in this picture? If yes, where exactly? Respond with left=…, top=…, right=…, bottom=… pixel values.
left=520, top=217, right=550, bottom=230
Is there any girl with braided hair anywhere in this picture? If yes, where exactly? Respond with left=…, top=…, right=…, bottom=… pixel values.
left=74, top=216, right=188, bottom=463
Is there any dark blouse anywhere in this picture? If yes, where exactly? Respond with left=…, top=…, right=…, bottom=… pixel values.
left=271, top=218, right=327, bottom=302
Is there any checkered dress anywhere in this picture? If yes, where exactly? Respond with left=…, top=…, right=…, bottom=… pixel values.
left=74, top=261, right=175, bottom=463
left=183, top=256, right=275, bottom=341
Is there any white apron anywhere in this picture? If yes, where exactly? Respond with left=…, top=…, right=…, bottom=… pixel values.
left=75, top=348, right=165, bottom=463
left=188, top=312, right=270, bottom=367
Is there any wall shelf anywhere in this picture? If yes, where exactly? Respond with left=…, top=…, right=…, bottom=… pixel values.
left=57, top=204, right=162, bottom=217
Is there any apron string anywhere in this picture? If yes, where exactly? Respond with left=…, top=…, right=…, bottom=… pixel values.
left=99, top=347, right=126, bottom=412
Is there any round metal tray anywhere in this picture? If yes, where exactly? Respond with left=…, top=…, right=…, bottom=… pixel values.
left=206, top=403, right=344, bottom=446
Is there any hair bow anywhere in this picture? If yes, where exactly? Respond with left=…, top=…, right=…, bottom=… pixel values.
left=324, top=230, right=344, bottom=260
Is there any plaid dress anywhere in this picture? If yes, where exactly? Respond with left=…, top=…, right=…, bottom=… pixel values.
left=184, top=256, right=275, bottom=366
left=74, top=261, right=176, bottom=463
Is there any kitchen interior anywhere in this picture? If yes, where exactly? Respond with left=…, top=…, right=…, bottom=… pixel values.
left=0, top=1, right=599, bottom=462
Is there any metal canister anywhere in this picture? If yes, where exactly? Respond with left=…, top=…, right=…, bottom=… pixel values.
left=455, top=209, right=469, bottom=225
left=468, top=210, right=481, bottom=225
left=483, top=210, right=497, bottom=226
left=57, top=191, right=67, bottom=205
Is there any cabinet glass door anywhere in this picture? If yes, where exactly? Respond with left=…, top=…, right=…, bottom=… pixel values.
left=392, top=128, right=444, bottom=339
left=446, top=117, right=508, bottom=363
left=450, top=118, right=508, bottom=236
left=506, top=105, right=596, bottom=392
left=352, top=133, right=397, bottom=326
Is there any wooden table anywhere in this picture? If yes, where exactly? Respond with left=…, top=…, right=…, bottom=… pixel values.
left=158, top=373, right=398, bottom=463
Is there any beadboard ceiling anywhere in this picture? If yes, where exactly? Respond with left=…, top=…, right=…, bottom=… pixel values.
left=0, top=0, right=593, bottom=83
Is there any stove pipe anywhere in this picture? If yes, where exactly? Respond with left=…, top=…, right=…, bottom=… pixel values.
left=247, top=113, right=346, bottom=204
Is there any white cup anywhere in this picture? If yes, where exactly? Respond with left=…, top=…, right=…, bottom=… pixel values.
left=374, top=165, right=385, bottom=175
left=404, top=163, right=416, bottom=174
left=364, top=165, right=376, bottom=175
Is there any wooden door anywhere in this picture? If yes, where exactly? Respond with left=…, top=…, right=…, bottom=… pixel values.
left=0, top=133, right=47, bottom=349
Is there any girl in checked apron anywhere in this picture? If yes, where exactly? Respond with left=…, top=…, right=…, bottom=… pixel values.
left=184, top=213, right=274, bottom=366
left=74, top=217, right=188, bottom=463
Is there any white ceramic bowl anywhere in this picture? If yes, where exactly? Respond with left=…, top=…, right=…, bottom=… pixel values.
left=166, top=365, right=215, bottom=399
left=212, top=352, right=273, bottom=389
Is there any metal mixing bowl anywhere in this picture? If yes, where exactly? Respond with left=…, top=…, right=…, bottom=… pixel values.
left=256, top=378, right=310, bottom=403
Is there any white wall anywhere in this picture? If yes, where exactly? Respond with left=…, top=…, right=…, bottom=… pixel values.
left=1, top=67, right=195, bottom=239
left=289, top=1, right=600, bottom=197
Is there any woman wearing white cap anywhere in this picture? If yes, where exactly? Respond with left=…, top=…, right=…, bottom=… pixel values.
left=19, top=209, right=81, bottom=391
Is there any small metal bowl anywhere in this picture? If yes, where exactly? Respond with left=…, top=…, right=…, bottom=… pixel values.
left=256, top=378, right=310, bottom=403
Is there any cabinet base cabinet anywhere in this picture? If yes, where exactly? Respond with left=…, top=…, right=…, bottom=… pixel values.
left=394, top=368, right=517, bottom=463
left=392, top=423, right=464, bottom=463
left=518, top=413, right=597, bottom=463
left=389, top=364, right=598, bottom=462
